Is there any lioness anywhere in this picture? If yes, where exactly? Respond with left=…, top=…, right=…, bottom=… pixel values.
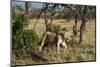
left=39, top=31, right=72, bottom=53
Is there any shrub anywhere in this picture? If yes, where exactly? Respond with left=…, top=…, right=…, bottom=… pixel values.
left=48, top=23, right=68, bottom=32
left=12, top=12, right=27, bottom=34
left=12, top=29, right=39, bottom=49
left=62, top=27, right=68, bottom=31
left=12, top=12, right=39, bottom=49
left=12, top=12, right=39, bottom=59
left=22, top=30, right=39, bottom=48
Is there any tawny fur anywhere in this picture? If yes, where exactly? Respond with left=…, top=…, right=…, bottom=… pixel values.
left=39, top=31, right=72, bottom=53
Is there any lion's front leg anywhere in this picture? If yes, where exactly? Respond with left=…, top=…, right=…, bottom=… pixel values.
left=62, top=40, right=67, bottom=53
left=57, top=35, right=62, bottom=54
left=39, top=33, right=47, bottom=52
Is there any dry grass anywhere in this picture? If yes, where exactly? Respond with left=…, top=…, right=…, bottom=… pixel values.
left=12, top=19, right=96, bottom=65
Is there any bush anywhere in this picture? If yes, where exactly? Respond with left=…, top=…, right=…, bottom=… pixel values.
left=12, top=12, right=39, bottom=49
left=12, top=12, right=27, bottom=34
left=48, top=23, right=62, bottom=32
left=62, top=27, right=68, bottom=31
left=48, top=23, right=68, bottom=32
left=12, top=12, right=39, bottom=58
left=12, top=29, right=39, bottom=49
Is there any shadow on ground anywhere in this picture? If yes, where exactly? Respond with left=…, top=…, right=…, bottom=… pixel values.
left=29, top=51, right=49, bottom=62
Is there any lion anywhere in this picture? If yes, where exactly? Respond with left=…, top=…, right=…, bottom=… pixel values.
left=39, top=31, right=72, bottom=53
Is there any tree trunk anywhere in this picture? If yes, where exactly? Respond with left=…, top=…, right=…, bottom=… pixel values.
left=25, top=2, right=31, bottom=16
left=79, top=16, right=87, bottom=44
left=50, top=6, right=54, bottom=24
left=33, top=4, right=45, bottom=29
left=44, top=3, right=49, bottom=31
left=72, top=14, right=78, bottom=45
left=33, top=9, right=43, bottom=29
left=51, top=13, right=53, bottom=24
left=79, top=6, right=87, bottom=44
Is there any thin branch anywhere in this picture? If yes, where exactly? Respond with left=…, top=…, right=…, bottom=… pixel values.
left=33, top=4, right=44, bottom=29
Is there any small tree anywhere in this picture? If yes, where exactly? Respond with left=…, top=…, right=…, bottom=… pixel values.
left=44, top=3, right=49, bottom=31
left=79, top=6, right=88, bottom=44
